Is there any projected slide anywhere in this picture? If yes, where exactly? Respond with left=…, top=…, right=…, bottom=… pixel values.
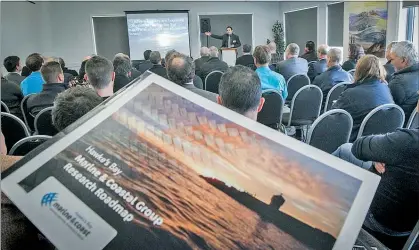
left=127, top=12, right=190, bottom=60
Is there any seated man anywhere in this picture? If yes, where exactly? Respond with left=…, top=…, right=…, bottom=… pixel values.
left=300, top=41, right=318, bottom=62
left=167, top=53, right=217, bottom=102
left=198, top=46, right=229, bottom=81
left=58, top=57, right=78, bottom=76
left=218, top=65, right=265, bottom=121
left=148, top=51, right=167, bottom=78
left=333, top=98, right=419, bottom=250
left=276, top=43, right=308, bottom=82
left=254, top=45, right=287, bottom=100
left=1, top=76, right=23, bottom=119
left=166, top=50, right=203, bottom=89
left=312, top=48, right=352, bottom=100
left=308, top=44, right=329, bottom=81
left=235, top=44, right=254, bottom=68
left=112, top=55, right=132, bottom=92
left=383, top=42, right=397, bottom=82
left=3, top=56, right=25, bottom=86
left=194, top=47, right=210, bottom=75
left=52, top=86, right=103, bottom=131
left=137, top=50, right=153, bottom=74
left=26, top=61, right=67, bottom=116
left=20, top=53, right=44, bottom=96
left=85, top=56, right=115, bottom=100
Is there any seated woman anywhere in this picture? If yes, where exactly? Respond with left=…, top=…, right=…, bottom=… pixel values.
left=332, top=55, right=394, bottom=142
left=342, top=44, right=364, bottom=72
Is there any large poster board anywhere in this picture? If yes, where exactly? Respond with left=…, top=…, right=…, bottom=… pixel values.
left=1, top=74, right=380, bottom=250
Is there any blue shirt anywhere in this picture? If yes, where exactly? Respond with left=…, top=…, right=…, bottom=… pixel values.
left=20, top=71, right=44, bottom=96
left=256, top=66, right=288, bottom=100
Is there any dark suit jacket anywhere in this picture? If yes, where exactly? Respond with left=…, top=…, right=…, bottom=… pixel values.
left=235, top=54, right=254, bottom=67
left=4, top=73, right=25, bottom=86
left=276, top=57, right=309, bottom=82
left=180, top=84, right=217, bottom=102
left=198, top=57, right=229, bottom=81
left=308, top=59, right=327, bottom=81
left=131, top=68, right=142, bottom=80
left=300, top=51, right=318, bottom=62
left=149, top=64, right=167, bottom=78
left=312, top=65, right=353, bottom=102
left=1, top=78, right=23, bottom=119
left=26, top=83, right=67, bottom=116
left=210, top=33, right=241, bottom=48
left=137, top=60, right=153, bottom=74
left=63, top=67, right=78, bottom=76
left=114, top=74, right=131, bottom=92
left=194, top=56, right=210, bottom=75
left=193, top=75, right=204, bottom=90
left=383, top=61, right=396, bottom=82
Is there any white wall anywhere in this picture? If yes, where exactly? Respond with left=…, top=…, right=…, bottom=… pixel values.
left=1, top=1, right=280, bottom=69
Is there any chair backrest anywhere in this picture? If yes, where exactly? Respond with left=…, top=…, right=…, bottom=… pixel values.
left=1, top=112, right=30, bottom=153
left=204, top=71, right=223, bottom=94
left=406, top=109, right=419, bottom=129
left=403, top=220, right=419, bottom=250
left=308, top=61, right=317, bottom=66
left=307, top=109, right=353, bottom=153
left=1, top=101, right=10, bottom=113
left=324, top=82, right=351, bottom=113
left=9, top=135, right=51, bottom=156
left=20, top=94, right=36, bottom=131
left=357, top=104, right=405, bottom=139
left=348, top=69, right=356, bottom=76
left=286, top=74, right=310, bottom=102
left=286, top=85, right=323, bottom=126
left=34, top=107, right=59, bottom=136
left=257, top=90, right=284, bottom=129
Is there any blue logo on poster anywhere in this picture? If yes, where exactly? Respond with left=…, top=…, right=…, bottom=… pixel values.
left=41, top=192, right=58, bottom=206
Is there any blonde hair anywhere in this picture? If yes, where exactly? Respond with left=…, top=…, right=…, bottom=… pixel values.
left=354, top=54, right=386, bottom=83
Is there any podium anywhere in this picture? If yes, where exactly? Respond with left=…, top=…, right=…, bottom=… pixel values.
left=220, top=48, right=237, bottom=66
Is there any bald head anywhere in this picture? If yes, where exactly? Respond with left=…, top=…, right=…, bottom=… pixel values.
left=317, top=44, right=329, bottom=59
left=209, top=46, right=219, bottom=57
left=200, top=47, right=210, bottom=57
left=167, top=53, right=195, bottom=85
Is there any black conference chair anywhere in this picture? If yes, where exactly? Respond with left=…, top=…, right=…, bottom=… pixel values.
left=307, top=109, right=353, bottom=153
left=1, top=101, right=10, bottom=113
left=1, top=112, right=30, bottom=153
left=34, top=107, right=59, bottom=136
left=357, top=104, right=405, bottom=139
left=406, top=109, right=419, bottom=129
left=21, top=94, right=36, bottom=132
left=9, top=135, right=51, bottom=156
left=324, top=82, right=351, bottom=113
left=257, top=90, right=284, bottom=130
left=286, top=74, right=310, bottom=103
left=204, top=71, right=224, bottom=94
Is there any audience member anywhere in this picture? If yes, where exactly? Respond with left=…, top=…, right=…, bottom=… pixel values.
left=253, top=45, right=287, bottom=100
left=165, top=50, right=203, bottom=89
left=218, top=65, right=265, bottom=121
left=300, top=41, right=318, bottom=62
left=332, top=55, right=394, bottom=142
left=137, top=49, right=153, bottom=73
left=3, top=56, right=25, bottom=85
left=148, top=51, right=167, bottom=78
left=276, top=43, right=308, bottom=81
left=198, top=46, right=229, bottom=81
left=268, top=41, right=281, bottom=65
left=58, top=57, right=78, bottom=76
left=85, top=56, right=115, bottom=99
left=194, top=47, right=210, bottom=74
left=307, top=44, right=329, bottom=81
left=388, top=40, right=419, bottom=122
left=52, top=86, right=103, bottom=131
left=167, top=53, right=217, bottom=102
left=312, top=48, right=352, bottom=100
left=26, top=61, right=67, bottom=116
left=383, top=41, right=397, bottom=82
left=342, top=44, right=365, bottom=71
left=113, top=56, right=132, bottom=92
left=1, top=77, right=23, bottom=119
left=114, top=53, right=142, bottom=79
left=235, top=44, right=254, bottom=68
left=20, top=53, right=44, bottom=96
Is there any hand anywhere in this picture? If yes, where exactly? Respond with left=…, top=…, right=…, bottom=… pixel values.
left=205, top=32, right=211, bottom=36
left=374, top=162, right=386, bottom=174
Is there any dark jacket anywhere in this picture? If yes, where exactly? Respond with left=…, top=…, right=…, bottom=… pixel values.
left=137, top=60, right=153, bottom=74
left=312, top=65, right=353, bottom=99
left=131, top=68, right=142, bottom=80
left=149, top=64, right=167, bottom=78
left=4, top=72, right=25, bottom=86
left=300, top=51, right=318, bottom=62
left=180, top=83, right=217, bottom=102
left=194, top=56, right=210, bottom=74
left=352, top=128, right=419, bottom=232
left=193, top=75, right=204, bottom=90
left=26, top=83, right=67, bottom=116
left=198, top=57, right=229, bottom=81
left=276, top=57, right=308, bottom=82
left=114, top=74, right=131, bottom=93
left=1, top=78, right=23, bottom=119
left=63, top=67, right=78, bottom=76
left=210, top=33, right=241, bottom=48
left=308, top=59, right=327, bottom=81
left=342, top=59, right=357, bottom=72
left=235, top=54, right=254, bottom=67
left=332, top=78, right=394, bottom=142
left=383, top=61, right=396, bottom=82
left=388, top=63, right=419, bottom=123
